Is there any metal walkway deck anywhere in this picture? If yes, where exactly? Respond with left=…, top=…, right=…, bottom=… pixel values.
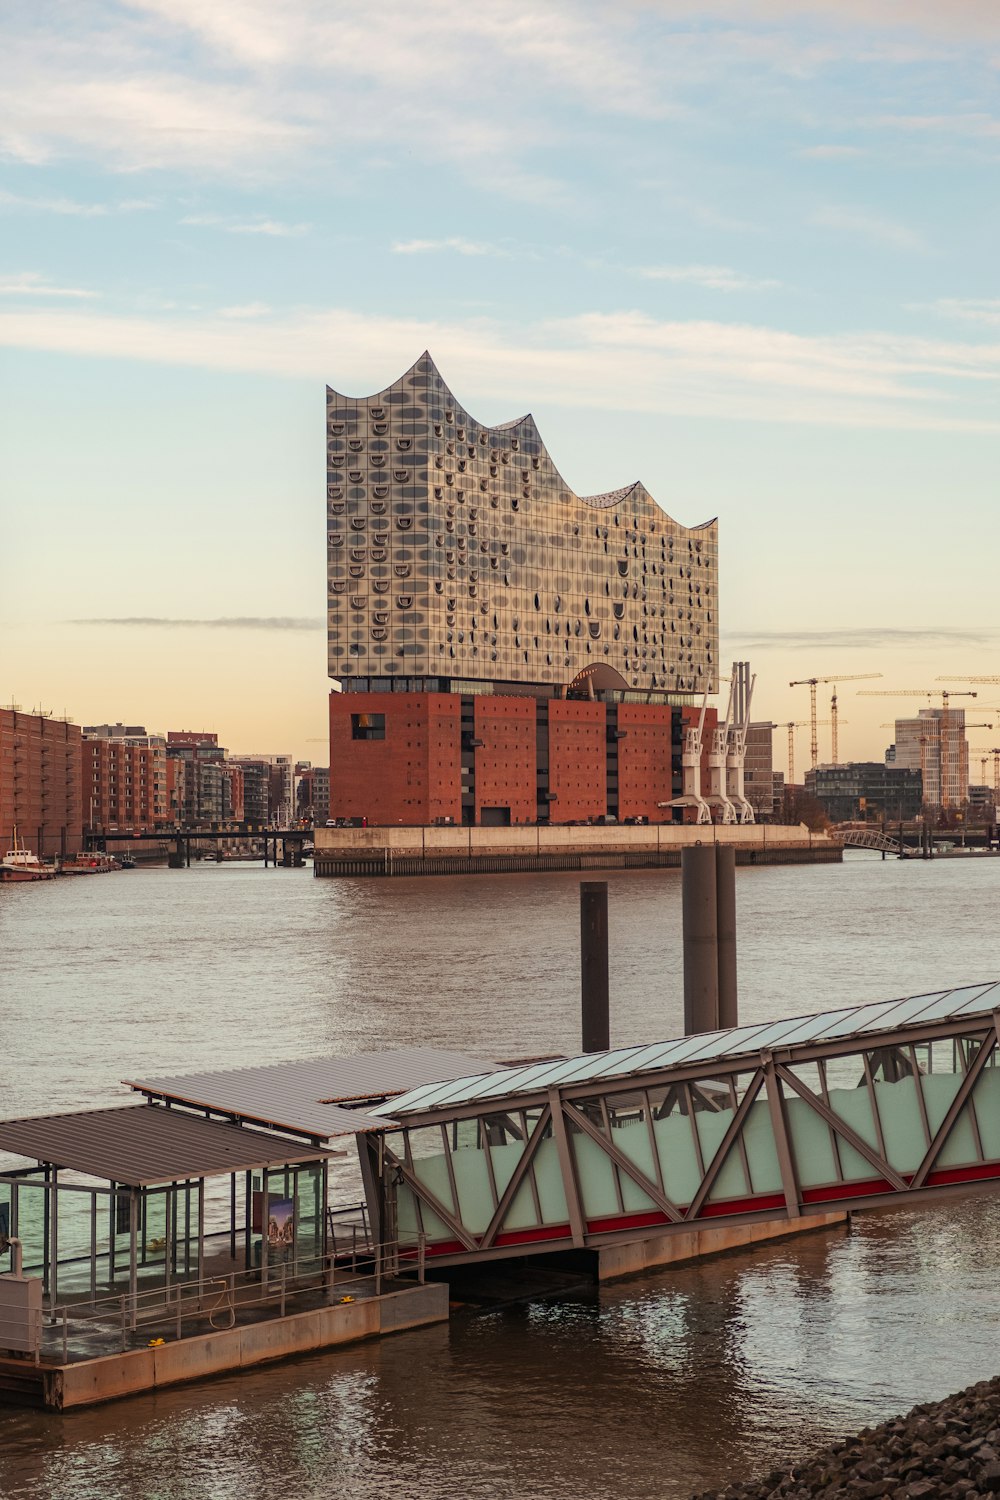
left=361, top=983, right=1000, bottom=1266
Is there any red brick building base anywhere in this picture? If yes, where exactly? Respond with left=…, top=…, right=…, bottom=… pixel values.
left=329, top=692, right=716, bottom=827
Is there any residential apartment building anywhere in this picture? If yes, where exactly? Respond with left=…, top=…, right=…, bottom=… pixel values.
left=82, top=723, right=167, bottom=830
left=888, top=708, right=970, bottom=809
left=166, top=731, right=228, bottom=826
left=743, top=721, right=777, bottom=819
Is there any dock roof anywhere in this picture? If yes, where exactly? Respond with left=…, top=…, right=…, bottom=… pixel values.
left=124, top=1047, right=499, bottom=1141
left=377, top=982, right=1000, bottom=1117
left=0, top=1105, right=337, bottom=1187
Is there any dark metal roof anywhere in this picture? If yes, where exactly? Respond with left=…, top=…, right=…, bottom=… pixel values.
left=0, top=1105, right=337, bottom=1187
left=123, top=1047, right=498, bottom=1141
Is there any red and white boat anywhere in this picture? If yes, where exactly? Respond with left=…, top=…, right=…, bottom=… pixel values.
left=1, top=829, right=55, bottom=883
left=59, top=852, right=122, bottom=875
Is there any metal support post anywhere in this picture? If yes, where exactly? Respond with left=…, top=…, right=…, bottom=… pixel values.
left=715, top=845, right=738, bottom=1031
left=682, top=844, right=719, bottom=1034
left=580, top=881, right=610, bottom=1053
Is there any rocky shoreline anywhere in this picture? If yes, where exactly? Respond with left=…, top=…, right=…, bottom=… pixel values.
left=694, top=1376, right=1000, bottom=1499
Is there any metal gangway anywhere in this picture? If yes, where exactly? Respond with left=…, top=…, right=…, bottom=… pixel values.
left=362, top=983, right=1000, bottom=1266
left=836, top=828, right=913, bottom=856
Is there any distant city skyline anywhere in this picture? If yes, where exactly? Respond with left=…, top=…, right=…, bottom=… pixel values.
left=4, top=2, right=999, bottom=762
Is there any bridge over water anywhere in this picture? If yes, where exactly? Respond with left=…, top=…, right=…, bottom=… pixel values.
left=362, top=983, right=1000, bottom=1267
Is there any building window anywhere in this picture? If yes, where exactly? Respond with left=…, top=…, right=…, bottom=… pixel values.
left=351, top=713, right=385, bottom=741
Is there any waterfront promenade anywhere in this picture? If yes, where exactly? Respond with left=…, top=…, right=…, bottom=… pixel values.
left=313, top=820, right=840, bottom=877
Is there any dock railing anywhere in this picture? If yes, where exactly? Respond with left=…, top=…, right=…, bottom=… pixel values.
left=44, top=1235, right=426, bottom=1364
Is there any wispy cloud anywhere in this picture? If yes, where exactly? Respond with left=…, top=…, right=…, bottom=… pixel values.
left=728, top=626, right=1000, bottom=650
left=0, top=189, right=154, bottom=216
left=219, top=301, right=272, bottom=319
left=392, top=237, right=512, bottom=257
left=811, top=204, right=928, bottom=253
left=797, top=144, right=866, bottom=160
left=4, top=301, right=1000, bottom=434
left=71, top=615, right=324, bottom=630
left=0, top=271, right=98, bottom=299
left=181, top=213, right=308, bottom=237
left=636, top=263, right=781, bottom=292
left=873, top=112, right=1000, bottom=138
left=920, top=298, right=1000, bottom=328
left=229, top=219, right=309, bottom=237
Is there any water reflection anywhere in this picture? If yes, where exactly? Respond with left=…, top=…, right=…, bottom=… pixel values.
left=3, top=857, right=1000, bottom=1497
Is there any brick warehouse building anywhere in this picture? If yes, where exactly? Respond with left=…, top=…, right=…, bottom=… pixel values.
left=327, top=355, right=719, bottom=826
left=0, top=708, right=82, bottom=857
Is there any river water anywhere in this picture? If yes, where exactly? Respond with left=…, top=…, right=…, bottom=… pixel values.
left=2, top=853, right=1000, bottom=1499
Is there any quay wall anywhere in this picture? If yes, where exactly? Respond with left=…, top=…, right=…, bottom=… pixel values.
left=43, top=1281, right=448, bottom=1411
left=314, top=823, right=841, bottom=878
left=597, top=1210, right=848, bottom=1282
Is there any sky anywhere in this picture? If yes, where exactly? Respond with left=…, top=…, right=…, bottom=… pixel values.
left=2, top=0, right=999, bottom=769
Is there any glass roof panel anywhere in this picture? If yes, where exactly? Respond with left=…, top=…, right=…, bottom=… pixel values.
left=467, top=1058, right=589, bottom=1098
left=814, top=999, right=902, bottom=1039
left=581, top=1039, right=693, bottom=1079
left=889, top=990, right=985, bottom=1026
left=944, top=982, right=999, bottom=1016
left=663, top=1022, right=774, bottom=1065
left=730, top=1016, right=818, bottom=1052
left=862, top=992, right=950, bottom=1029
left=644, top=1032, right=740, bottom=1067
left=762, top=1008, right=859, bottom=1047
left=384, top=981, right=1000, bottom=1117
left=391, top=1072, right=499, bottom=1112
left=528, top=1049, right=649, bottom=1088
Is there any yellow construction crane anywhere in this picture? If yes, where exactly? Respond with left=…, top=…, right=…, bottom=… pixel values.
left=861, top=689, right=979, bottom=808
left=789, top=673, right=882, bottom=768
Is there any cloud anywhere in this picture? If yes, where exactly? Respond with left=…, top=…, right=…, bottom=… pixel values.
left=728, top=626, right=1000, bottom=650
left=229, top=219, right=309, bottom=237
left=811, top=204, right=928, bottom=253
left=71, top=615, right=324, bottom=630
left=3, top=300, right=1000, bottom=435
left=636, top=263, right=781, bottom=292
left=392, top=237, right=511, bottom=258
left=921, top=298, right=1000, bottom=328
left=797, top=145, right=866, bottom=160
left=0, top=272, right=98, bottom=299
left=219, top=301, right=272, bottom=319
left=181, top=213, right=308, bottom=236
left=0, top=189, right=155, bottom=216
left=873, top=112, right=1000, bottom=138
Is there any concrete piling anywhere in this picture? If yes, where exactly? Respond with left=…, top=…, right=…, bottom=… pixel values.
left=682, top=845, right=720, bottom=1035
left=580, top=881, right=610, bottom=1053
left=715, top=844, right=738, bottom=1031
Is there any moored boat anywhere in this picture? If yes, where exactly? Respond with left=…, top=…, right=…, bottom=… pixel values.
left=1, top=829, right=56, bottom=882
left=59, top=852, right=122, bottom=875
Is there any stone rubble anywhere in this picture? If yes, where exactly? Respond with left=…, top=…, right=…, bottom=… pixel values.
left=693, top=1376, right=1000, bottom=1500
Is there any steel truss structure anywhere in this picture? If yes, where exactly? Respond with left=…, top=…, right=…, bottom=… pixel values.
left=362, top=984, right=1000, bottom=1266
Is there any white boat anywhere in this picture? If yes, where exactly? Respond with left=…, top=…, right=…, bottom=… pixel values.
left=1, top=828, right=55, bottom=883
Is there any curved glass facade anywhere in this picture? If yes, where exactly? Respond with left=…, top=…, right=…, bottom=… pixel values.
left=327, top=352, right=719, bottom=696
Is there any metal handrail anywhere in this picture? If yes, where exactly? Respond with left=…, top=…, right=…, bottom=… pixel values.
left=46, top=1236, right=426, bottom=1362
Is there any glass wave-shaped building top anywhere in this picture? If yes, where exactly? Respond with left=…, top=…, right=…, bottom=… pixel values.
left=327, top=354, right=718, bottom=699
